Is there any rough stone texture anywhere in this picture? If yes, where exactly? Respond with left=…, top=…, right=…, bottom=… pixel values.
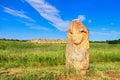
left=66, top=19, right=89, bottom=71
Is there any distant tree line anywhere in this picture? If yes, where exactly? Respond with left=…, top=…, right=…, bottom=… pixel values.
left=1, top=38, right=120, bottom=44
left=0, top=38, right=27, bottom=42
left=106, top=39, right=120, bottom=44
left=90, top=38, right=120, bottom=44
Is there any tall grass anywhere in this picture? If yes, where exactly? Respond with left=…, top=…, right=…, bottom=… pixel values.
left=0, top=40, right=120, bottom=68
left=90, top=43, right=120, bottom=63
left=0, top=40, right=120, bottom=79
left=0, top=40, right=65, bottom=68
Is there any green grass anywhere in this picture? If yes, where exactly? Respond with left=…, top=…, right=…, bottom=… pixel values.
left=90, top=43, right=120, bottom=63
left=0, top=40, right=120, bottom=80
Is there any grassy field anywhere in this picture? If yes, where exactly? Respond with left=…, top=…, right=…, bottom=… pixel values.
left=0, top=40, right=120, bottom=80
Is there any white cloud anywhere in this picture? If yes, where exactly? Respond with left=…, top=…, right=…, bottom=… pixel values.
left=30, top=26, right=49, bottom=31
left=111, top=30, right=120, bottom=35
left=3, top=6, right=35, bottom=22
left=91, top=30, right=120, bottom=36
left=90, top=31, right=110, bottom=36
left=3, top=6, right=50, bottom=31
left=25, top=0, right=70, bottom=31
left=24, top=22, right=49, bottom=31
left=78, top=15, right=86, bottom=22
left=88, top=19, right=92, bottom=23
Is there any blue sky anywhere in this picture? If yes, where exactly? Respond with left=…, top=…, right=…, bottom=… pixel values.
left=0, top=0, right=120, bottom=41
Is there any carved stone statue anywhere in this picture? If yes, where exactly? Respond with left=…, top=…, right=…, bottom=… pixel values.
left=66, top=19, right=89, bottom=72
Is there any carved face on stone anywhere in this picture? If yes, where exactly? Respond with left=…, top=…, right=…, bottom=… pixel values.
left=68, top=20, right=89, bottom=45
